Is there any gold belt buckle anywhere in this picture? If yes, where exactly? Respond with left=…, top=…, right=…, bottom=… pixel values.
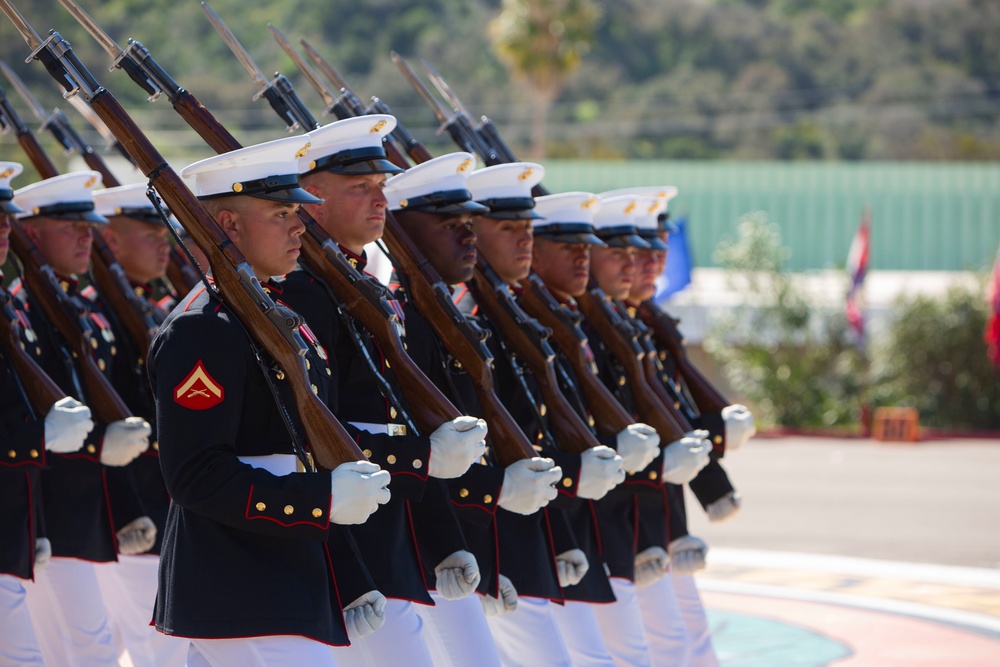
left=387, top=424, right=407, bottom=437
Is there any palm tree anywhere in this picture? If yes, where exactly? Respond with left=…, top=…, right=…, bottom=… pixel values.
left=488, top=0, right=600, bottom=158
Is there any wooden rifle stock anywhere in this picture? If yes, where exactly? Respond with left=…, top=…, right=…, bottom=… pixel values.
left=517, top=274, right=633, bottom=435
left=637, top=300, right=729, bottom=414
left=172, top=92, right=241, bottom=154
left=0, top=285, right=66, bottom=414
left=575, top=288, right=687, bottom=442
left=469, top=260, right=598, bottom=454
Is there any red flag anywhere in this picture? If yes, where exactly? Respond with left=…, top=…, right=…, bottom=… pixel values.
left=845, top=211, right=870, bottom=345
left=986, top=242, right=1000, bottom=368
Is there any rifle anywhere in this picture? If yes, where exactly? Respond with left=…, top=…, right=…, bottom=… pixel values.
left=1, top=2, right=365, bottom=468
left=575, top=287, right=688, bottom=442
left=517, top=274, right=634, bottom=436
left=0, top=61, right=160, bottom=364
left=636, top=300, right=729, bottom=414
left=0, top=284, right=66, bottom=415
left=469, top=259, right=598, bottom=453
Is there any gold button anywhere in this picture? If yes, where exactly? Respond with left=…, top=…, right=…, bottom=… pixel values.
left=412, top=459, right=422, bottom=469
left=276, top=371, right=285, bottom=380
left=459, top=488, right=469, bottom=498
left=659, top=351, right=667, bottom=361
left=386, top=454, right=397, bottom=464
left=312, top=508, right=323, bottom=518
left=648, top=471, right=658, bottom=480
left=30, top=449, right=39, bottom=459
left=110, top=346, right=116, bottom=356
left=618, top=376, right=626, bottom=386
left=311, top=384, right=319, bottom=395
left=284, top=505, right=294, bottom=515
left=390, top=407, right=397, bottom=419
left=98, top=359, right=106, bottom=371
left=152, top=441, right=159, bottom=451
left=256, top=502, right=266, bottom=511
left=588, top=416, right=595, bottom=427
left=326, top=368, right=331, bottom=376
left=86, top=444, right=96, bottom=454
left=306, top=359, right=311, bottom=370
left=483, top=494, right=493, bottom=504
left=90, top=338, right=98, bottom=349
left=7, top=450, right=15, bottom=459
left=539, top=404, right=547, bottom=416
left=674, top=402, right=680, bottom=410
left=363, top=449, right=372, bottom=458
left=385, top=360, right=391, bottom=369
left=714, top=435, right=723, bottom=444
left=562, top=477, right=573, bottom=487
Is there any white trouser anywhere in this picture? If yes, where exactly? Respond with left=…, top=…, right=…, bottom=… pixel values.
left=94, top=554, right=188, bottom=667
left=486, top=596, right=573, bottom=667
left=549, top=601, right=616, bottom=667
left=636, top=573, right=692, bottom=666
left=417, top=591, right=502, bottom=667
left=671, top=574, right=718, bottom=667
left=23, top=558, right=118, bottom=667
left=0, top=574, right=44, bottom=667
left=187, top=635, right=338, bottom=667
left=331, top=599, right=435, bottom=667
left=591, top=579, right=652, bottom=667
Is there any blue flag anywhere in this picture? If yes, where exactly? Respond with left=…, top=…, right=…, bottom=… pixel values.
left=655, top=217, right=692, bottom=304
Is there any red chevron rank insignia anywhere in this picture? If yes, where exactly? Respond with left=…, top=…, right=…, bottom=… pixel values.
left=174, top=361, right=224, bottom=410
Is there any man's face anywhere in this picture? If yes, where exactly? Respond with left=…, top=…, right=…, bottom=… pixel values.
left=217, top=197, right=305, bottom=280
left=103, top=216, right=171, bottom=284
left=590, top=245, right=638, bottom=300
left=471, top=215, right=534, bottom=283
left=629, top=248, right=667, bottom=302
left=531, top=238, right=591, bottom=299
left=0, top=213, right=10, bottom=266
left=397, top=209, right=477, bottom=284
left=302, top=172, right=387, bottom=254
left=22, top=217, right=94, bottom=276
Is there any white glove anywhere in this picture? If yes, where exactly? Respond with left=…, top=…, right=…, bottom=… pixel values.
left=555, top=548, right=589, bottom=587
left=634, top=546, right=669, bottom=588
left=329, top=461, right=391, bottom=525
left=428, top=416, right=487, bottom=479
left=577, top=446, right=625, bottom=500
left=343, top=590, right=387, bottom=640
left=669, top=535, right=708, bottom=575
left=661, top=430, right=711, bottom=484
left=34, top=538, right=52, bottom=572
left=43, top=397, right=94, bottom=454
left=722, top=404, right=756, bottom=451
left=616, top=423, right=660, bottom=473
left=434, top=549, right=481, bottom=600
left=497, top=457, right=561, bottom=515
left=100, top=417, right=151, bottom=466
left=116, top=516, right=157, bottom=555
left=706, top=491, right=742, bottom=523
left=480, top=574, right=518, bottom=616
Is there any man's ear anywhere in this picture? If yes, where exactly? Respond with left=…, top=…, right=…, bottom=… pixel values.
left=20, top=220, right=42, bottom=245
left=217, top=208, right=239, bottom=242
left=101, top=226, right=120, bottom=255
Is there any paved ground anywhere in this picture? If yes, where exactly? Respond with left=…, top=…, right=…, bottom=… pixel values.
left=685, top=436, right=1000, bottom=666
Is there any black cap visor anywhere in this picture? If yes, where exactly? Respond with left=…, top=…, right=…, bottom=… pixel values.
left=637, top=230, right=669, bottom=251
left=0, top=189, right=23, bottom=214
left=28, top=201, right=107, bottom=224
left=533, top=222, right=605, bottom=246
left=479, top=196, right=543, bottom=220
left=305, top=146, right=404, bottom=176
left=597, top=224, right=650, bottom=249
left=393, top=188, right=489, bottom=215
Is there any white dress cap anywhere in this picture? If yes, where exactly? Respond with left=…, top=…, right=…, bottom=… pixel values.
left=631, top=195, right=670, bottom=250
left=13, top=171, right=107, bottom=223
left=466, top=162, right=545, bottom=219
left=383, top=152, right=487, bottom=214
left=180, top=135, right=322, bottom=203
left=0, top=161, right=25, bottom=213
left=591, top=194, right=649, bottom=249
left=531, top=191, right=604, bottom=245
left=600, top=185, right=679, bottom=235
left=300, top=115, right=403, bottom=176
left=93, top=183, right=182, bottom=232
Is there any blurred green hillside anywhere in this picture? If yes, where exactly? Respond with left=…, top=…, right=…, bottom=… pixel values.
left=0, top=0, right=997, bottom=161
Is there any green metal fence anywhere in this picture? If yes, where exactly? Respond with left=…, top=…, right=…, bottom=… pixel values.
left=540, top=160, right=1000, bottom=272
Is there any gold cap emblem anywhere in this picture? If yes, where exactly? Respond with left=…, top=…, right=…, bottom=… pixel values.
left=84, top=175, right=99, bottom=189
left=457, top=158, right=472, bottom=173
left=370, top=120, right=387, bottom=133
left=648, top=202, right=659, bottom=214
left=295, top=142, right=311, bottom=158
left=624, top=201, right=636, bottom=214
left=518, top=167, right=534, bottom=181
left=0, top=168, right=13, bottom=179
left=581, top=196, right=597, bottom=209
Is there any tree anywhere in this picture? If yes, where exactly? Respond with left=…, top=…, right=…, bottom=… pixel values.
left=488, top=0, right=600, bottom=157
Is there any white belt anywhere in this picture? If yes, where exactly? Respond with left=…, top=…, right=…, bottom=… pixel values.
left=237, top=454, right=298, bottom=476
left=349, top=422, right=408, bottom=437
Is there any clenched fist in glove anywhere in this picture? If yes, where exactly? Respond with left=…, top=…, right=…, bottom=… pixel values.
left=434, top=549, right=481, bottom=600
left=329, top=461, right=391, bottom=524
left=661, top=430, right=711, bottom=484
left=343, top=590, right=387, bottom=640
left=429, top=416, right=487, bottom=479
left=669, top=535, right=708, bottom=575
left=100, top=417, right=151, bottom=466
left=616, top=423, right=660, bottom=473
left=634, top=546, right=669, bottom=588
left=722, top=404, right=756, bottom=451
left=117, top=516, right=157, bottom=555
left=556, top=548, right=590, bottom=588
left=34, top=538, right=52, bottom=572
left=497, top=457, right=561, bottom=515
left=44, top=397, right=93, bottom=454
left=577, top=446, right=625, bottom=500
left=480, top=574, right=518, bottom=616
left=706, top=490, right=742, bottom=523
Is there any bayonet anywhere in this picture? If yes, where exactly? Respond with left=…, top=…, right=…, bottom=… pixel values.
left=298, top=37, right=369, bottom=118
left=268, top=24, right=334, bottom=108
left=391, top=51, right=450, bottom=126
left=201, top=2, right=318, bottom=132
left=0, top=59, right=86, bottom=157
left=421, top=58, right=475, bottom=122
